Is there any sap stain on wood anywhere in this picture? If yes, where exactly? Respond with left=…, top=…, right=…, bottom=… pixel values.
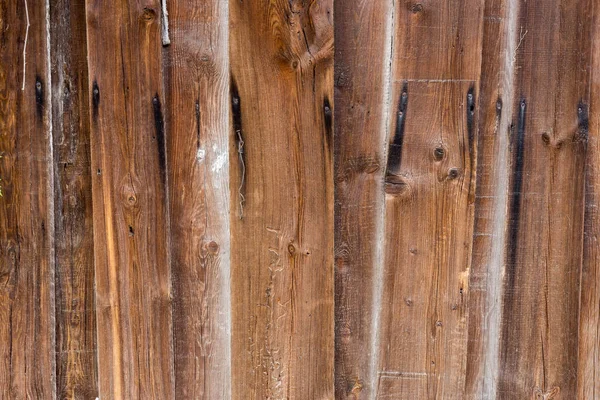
left=35, top=76, right=44, bottom=117
left=231, top=77, right=245, bottom=218
left=152, top=94, right=167, bottom=185
left=92, top=81, right=100, bottom=121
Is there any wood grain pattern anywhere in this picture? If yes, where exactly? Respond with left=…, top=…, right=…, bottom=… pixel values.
left=164, top=0, right=231, bottom=398
left=229, top=0, right=334, bottom=398
left=85, top=0, right=174, bottom=397
left=0, top=0, right=56, bottom=398
left=374, top=1, right=483, bottom=398
left=333, top=0, right=393, bottom=398
left=579, top=3, right=600, bottom=397
left=493, top=0, right=591, bottom=398
left=50, top=0, right=98, bottom=397
left=2, top=0, right=600, bottom=398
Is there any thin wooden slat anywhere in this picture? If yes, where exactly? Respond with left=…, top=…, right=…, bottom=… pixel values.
left=164, top=0, right=231, bottom=398
left=85, top=0, right=174, bottom=397
left=0, top=0, right=56, bottom=398
left=50, top=0, right=98, bottom=397
left=465, top=0, right=517, bottom=397
left=579, top=3, right=600, bottom=396
left=492, top=1, right=591, bottom=398
left=229, top=1, right=334, bottom=398
left=375, top=1, right=483, bottom=398
left=333, top=0, right=394, bottom=398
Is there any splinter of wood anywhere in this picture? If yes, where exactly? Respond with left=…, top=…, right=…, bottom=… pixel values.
left=231, top=78, right=245, bottom=219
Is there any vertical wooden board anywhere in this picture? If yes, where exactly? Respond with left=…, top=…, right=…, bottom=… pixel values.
left=464, top=0, right=516, bottom=397
left=333, top=0, right=393, bottom=398
left=85, top=0, right=174, bottom=397
left=229, top=0, right=334, bottom=398
left=164, top=0, right=231, bottom=398
left=0, top=0, right=56, bottom=398
left=379, top=81, right=477, bottom=399
left=579, top=3, right=600, bottom=396
left=50, top=0, right=98, bottom=397
left=374, top=0, right=483, bottom=398
left=495, top=0, right=592, bottom=398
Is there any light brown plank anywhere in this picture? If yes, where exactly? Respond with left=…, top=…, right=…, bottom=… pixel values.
left=50, top=0, right=98, bottom=397
left=229, top=0, right=334, bottom=398
left=163, top=0, right=231, bottom=398
left=0, top=0, right=56, bottom=398
left=375, top=1, right=483, bottom=398
left=333, top=0, right=394, bottom=398
left=85, top=0, right=174, bottom=397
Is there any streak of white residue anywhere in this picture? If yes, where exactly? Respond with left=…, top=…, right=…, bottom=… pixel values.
left=21, top=0, right=30, bottom=91
left=211, top=151, right=228, bottom=173
left=160, top=0, right=171, bottom=46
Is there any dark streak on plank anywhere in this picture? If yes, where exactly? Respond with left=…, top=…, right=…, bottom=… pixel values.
left=35, top=76, right=44, bottom=117
left=92, top=81, right=100, bottom=121
left=385, top=81, right=408, bottom=175
left=505, top=98, right=526, bottom=284
left=152, top=94, right=167, bottom=186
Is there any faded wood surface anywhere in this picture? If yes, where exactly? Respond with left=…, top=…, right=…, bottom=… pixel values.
left=50, top=0, right=98, bottom=397
left=2, top=0, right=600, bottom=399
left=164, top=0, right=231, bottom=397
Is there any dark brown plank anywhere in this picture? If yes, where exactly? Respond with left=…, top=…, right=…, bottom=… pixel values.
left=229, top=0, right=335, bottom=398
left=85, top=0, right=174, bottom=397
left=493, top=1, right=591, bottom=398
left=0, top=0, right=56, bottom=398
left=50, top=0, right=98, bottom=397
left=164, top=0, right=231, bottom=398
left=333, top=0, right=394, bottom=398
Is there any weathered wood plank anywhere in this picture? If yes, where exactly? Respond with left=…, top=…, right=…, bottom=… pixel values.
left=85, top=0, right=174, bottom=397
left=229, top=0, right=334, bottom=398
left=333, top=0, right=393, bottom=398
left=579, top=4, right=600, bottom=397
left=375, top=1, right=483, bottom=398
left=0, top=0, right=56, bottom=398
left=491, top=1, right=591, bottom=398
left=464, top=0, right=517, bottom=397
left=50, top=0, right=98, bottom=397
left=163, top=0, right=231, bottom=398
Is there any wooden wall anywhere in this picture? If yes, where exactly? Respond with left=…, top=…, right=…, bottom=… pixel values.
left=0, top=0, right=599, bottom=399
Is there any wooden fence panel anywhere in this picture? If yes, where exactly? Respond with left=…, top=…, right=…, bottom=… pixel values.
left=1, top=0, right=599, bottom=398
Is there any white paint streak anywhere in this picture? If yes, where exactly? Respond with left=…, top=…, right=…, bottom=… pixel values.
left=21, top=0, right=30, bottom=91
left=211, top=151, right=228, bottom=172
left=370, top=1, right=396, bottom=398
left=160, top=0, right=171, bottom=46
left=44, top=0, right=57, bottom=395
left=196, top=148, right=206, bottom=161
left=481, top=0, right=520, bottom=397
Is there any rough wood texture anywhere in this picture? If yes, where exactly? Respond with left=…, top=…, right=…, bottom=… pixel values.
left=333, top=0, right=393, bottom=398
left=493, top=1, right=591, bottom=398
left=164, top=0, right=231, bottom=398
left=85, top=0, right=174, bottom=397
left=50, top=0, right=98, bottom=397
left=0, top=0, right=56, bottom=398
left=3, top=0, right=600, bottom=398
left=229, top=0, right=334, bottom=398
left=375, top=1, right=482, bottom=398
